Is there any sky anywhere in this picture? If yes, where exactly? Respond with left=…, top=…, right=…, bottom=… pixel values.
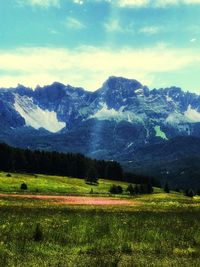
left=0, top=0, right=200, bottom=93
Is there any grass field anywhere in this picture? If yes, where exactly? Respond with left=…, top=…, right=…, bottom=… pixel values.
left=0, top=172, right=199, bottom=267
left=0, top=172, right=130, bottom=195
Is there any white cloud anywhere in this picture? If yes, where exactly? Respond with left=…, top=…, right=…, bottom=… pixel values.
left=0, top=45, right=199, bottom=90
left=16, top=0, right=200, bottom=8
left=64, top=17, right=85, bottom=29
left=17, top=0, right=60, bottom=8
left=116, top=0, right=149, bottom=7
left=104, top=19, right=134, bottom=33
left=139, top=26, right=161, bottom=34
left=152, top=0, right=200, bottom=7
left=106, top=0, right=200, bottom=7
left=73, top=0, right=84, bottom=4
left=17, top=0, right=86, bottom=7
left=104, top=19, right=124, bottom=32
left=190, top=38, right=197, bottom=42
left=179, top=0, right=200, bottom=3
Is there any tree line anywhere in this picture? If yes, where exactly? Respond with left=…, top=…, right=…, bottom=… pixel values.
left=109, top=183, right=153, bottom=195
left=0, top=143, right=159, bottom=186
left=164, top=182, right=200, bottom=198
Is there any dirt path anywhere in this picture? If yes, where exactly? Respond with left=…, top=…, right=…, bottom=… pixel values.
left=0, top=193, right=138, bottom=206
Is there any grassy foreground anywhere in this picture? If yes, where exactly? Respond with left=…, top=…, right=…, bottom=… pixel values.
left=0, top=172, right=199, bottom=266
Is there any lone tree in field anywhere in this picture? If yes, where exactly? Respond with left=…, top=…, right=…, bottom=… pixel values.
left=20, top=183, right=28, bottom=190
left=85, top=166, right=98, bottom=185
left=164, top=182, right=170, bottom=193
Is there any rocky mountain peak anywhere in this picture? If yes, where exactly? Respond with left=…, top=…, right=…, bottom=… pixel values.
left=101, top=76, right=143, bottom=94
left=97, top=76, right=148, bottom=109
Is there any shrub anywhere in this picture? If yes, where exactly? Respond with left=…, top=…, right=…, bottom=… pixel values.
left=146, top=182, right=154, bottom=194
left=185, top=189, right=195, bottom=198
left=6, top=173, right=12, bottom=177
left=139, top=184, right=145, bottom=194
left=20, top=183, right=28, bottom=190
left=33, top=224, right=43, bottom=242
left=134, top=185, right=140, bottom=194
left=109, top=185, right=123, bottom=194
left=117, top=185, right=123, bottom=194
left=175, top=188, right=180, bottom=192
left=164, top=182, right=170, bottom=193
left=127, top=183, right=153, bottom=195
left=89, top=188, right=94, bottom=194
left=85, top=167, right=98, bottom=185
left=109, top=185, right=118, bottom=194
left=126, top=184, right=135, bottom=195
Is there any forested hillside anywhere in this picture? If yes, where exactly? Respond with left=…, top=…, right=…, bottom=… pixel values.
left=0, top=143, right=158, bottom=186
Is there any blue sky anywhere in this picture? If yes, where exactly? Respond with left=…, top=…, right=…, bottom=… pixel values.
left=0, top=0, right=200, bottom=93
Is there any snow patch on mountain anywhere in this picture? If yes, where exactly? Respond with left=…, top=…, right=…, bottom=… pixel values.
left=14, top=94, right=65, bottom=133
left=90, top=103, right=145, bottom=123
left=90, top=104, right=124, bottom=122
left=166, top=94, right=173, bottom=102
left=166, top=112, right=185, bottom=124
left=135, top=88, right=144, bottom=96
left=184, top=105, right=200, bottom=123
left=167, top=105, right=200, bottom=125
left=127, top=142, right=134, bottom=148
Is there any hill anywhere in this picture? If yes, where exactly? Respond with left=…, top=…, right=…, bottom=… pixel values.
left=0, top=171, right=130, bottom=195
left=124, top=136, right=200, bottom=189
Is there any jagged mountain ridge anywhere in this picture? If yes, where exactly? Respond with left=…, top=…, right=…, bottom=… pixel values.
left=1, top=76, right=200, bottom=137
left=0, top=76, right=200, bottom=188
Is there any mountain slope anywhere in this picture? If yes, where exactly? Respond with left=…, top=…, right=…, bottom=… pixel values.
left=0, top=76, right=200, bottom=188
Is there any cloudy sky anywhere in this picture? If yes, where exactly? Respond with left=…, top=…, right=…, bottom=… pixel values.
left=0, top=0, right=200, bottom=92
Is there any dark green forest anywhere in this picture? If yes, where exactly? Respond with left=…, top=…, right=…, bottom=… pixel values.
left=0, top=143, right=158, bottom=186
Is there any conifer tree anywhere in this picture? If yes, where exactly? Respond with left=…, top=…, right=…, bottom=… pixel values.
left=126, top=184, right=135, bottom=195
left=85, top=166, right=98, bottom=185
left=164, top=182, right=170, bottom=193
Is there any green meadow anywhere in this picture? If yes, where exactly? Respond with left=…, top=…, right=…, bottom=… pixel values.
left=0, top=172, right=129, bottom=195
left=0, top=172, right=199, bottom=267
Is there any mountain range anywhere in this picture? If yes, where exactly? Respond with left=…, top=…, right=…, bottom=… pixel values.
left=0, top=76, right=200, bottom=189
